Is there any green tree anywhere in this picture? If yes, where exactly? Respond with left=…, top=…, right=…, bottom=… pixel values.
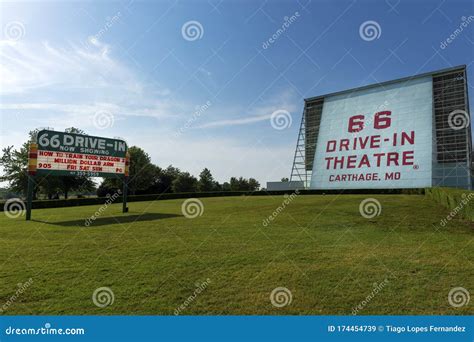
left=222, top=182, right=231, bottom=191
left=141, top=165, right=164, bottom=194
left=230, top=177, right=249, bottom=191
left=229, top=177, right=239, bottom=191
left=127, top=146, right=156, bottom=195
left=141, top=165, right=181, bottom=194
left=0, top=144, right=29, bottom=197
left=228, top=177, right=259, bottom=191
left=212, top=180, right=222, bottom=191
left=160, top=165, right=181, bottom=193
left=172, top=172, right=198, bottom=193
left=248, top=178, right=260, bottom=191
left=99, top=146, right=155, bottom=196
left=198, top=168, right=216, bottom=192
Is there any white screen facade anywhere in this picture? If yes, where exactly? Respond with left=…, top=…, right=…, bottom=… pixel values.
left=310, top=77, right=433, bottom=189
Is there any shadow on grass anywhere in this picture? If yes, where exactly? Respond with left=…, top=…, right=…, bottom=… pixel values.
left=32, top=213, right=181, bottom=227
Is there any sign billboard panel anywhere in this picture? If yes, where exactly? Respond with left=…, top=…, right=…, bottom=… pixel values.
left=34, top=130, right=128, bottom=178
left=310, top=77, right=433, bottom=189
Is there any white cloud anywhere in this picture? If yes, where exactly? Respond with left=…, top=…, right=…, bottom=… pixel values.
left=196, top=113, right=272, bottom=128
left=1, top=39, right=124, bottom=93
left=0, top=38, right=177, bottom=120
left=196, top=88, right=300, bottom=128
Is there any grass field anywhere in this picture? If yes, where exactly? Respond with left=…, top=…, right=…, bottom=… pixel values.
left=1, top=194, right=473, bottom=315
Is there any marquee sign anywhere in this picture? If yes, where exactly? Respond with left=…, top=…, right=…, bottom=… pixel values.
left=310, top=77, right=433, bottom=189
left=25, top=130, right=130, bottom=220
left=29, top=130, right=128, bottom=178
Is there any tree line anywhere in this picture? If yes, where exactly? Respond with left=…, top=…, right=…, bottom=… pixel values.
left=0, top=128, right=260, bottom=199
left=99, top=145, right=260, bottom=196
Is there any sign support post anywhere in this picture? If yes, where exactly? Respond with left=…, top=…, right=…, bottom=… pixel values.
left=26, top=142, right=38, bottom=221
left=122, top=177, right=129, bottom=213
left=122, top=151, right=130, bottom=213
left=26, top=175, right=34, bottom=221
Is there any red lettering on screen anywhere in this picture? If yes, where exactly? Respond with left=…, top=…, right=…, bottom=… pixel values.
left=319, top=110, right=420, bottom=186
left=326, top=140, right=336, bottom=152
left=374, top=111, right=391, bottom=129
left=348, top=115, right=364, bottom=133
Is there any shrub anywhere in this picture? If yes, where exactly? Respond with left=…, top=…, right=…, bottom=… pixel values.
left=425, top=187, right=474, bottom=221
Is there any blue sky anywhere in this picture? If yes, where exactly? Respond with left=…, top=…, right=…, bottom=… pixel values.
left=0, top=0, right=473, bottom=185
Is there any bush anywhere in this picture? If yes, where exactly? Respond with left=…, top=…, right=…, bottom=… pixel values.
left=0, top=188, right=424, bottom=211
left=425, top=187, right=474, bottom=221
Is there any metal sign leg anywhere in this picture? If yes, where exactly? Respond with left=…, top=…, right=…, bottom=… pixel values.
left=26, top=175, right=34, bottom=221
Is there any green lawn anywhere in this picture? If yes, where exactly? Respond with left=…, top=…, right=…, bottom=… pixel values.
left=0, top=194, right=472, bottom=315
